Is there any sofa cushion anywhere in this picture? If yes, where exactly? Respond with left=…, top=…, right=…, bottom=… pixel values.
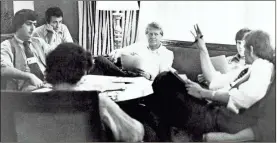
left=162, top=40, right=237, bottom=81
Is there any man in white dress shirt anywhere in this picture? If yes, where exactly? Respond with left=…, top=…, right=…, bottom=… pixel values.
left=32, top=7, right=73, bottom=50
left=92, top=22, right=174, bottom=80
left=143, top=29, right=274, bottom=141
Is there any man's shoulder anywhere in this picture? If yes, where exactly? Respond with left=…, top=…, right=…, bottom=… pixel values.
left=1, top=39, right=12, bottom=48
left=33, top=24, right=46, bottom=33
left=160, top=45, right=173, bottom=55
left=31, top=37, right=46, bottom=45
left=60, top=23, right=69, bottom=31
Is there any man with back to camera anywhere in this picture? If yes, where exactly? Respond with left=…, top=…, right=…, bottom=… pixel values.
left=32, top=6, right=73, bottom=50
left=1, top=9, right=51, bottom=91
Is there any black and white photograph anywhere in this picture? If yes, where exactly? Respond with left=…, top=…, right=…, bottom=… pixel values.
left=1, top=0, right=276, bottom=142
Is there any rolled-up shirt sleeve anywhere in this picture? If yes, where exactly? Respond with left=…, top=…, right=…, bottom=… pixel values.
left=227, top=60, right=273, bottom=114
left=1, top=40, right=14, bottom=68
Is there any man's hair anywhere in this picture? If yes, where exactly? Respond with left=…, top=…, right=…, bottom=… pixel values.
left=45, top=43, right=93, bottom=85
left=145, top=22, right=164, bottom=36
left=12, top=9, right=38, bottom=32
left=45, top=7, right=63, bottom=23
left=235, top=28, right=251, bottom=41
left=244, top=30, right=274, bottom=62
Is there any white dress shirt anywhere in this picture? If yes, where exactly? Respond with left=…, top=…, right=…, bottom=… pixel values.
left=209, top=58, right=274, bottom=114
left=120, top=42, right=174, bottom=79
left=32, top=24, right=73, bottom=50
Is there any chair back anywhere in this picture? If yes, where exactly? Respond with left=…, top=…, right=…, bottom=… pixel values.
left=1, top=90, right=110, bottom=142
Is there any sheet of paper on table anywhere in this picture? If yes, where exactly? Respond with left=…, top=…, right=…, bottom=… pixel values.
left=33, top=75, right=154, bottom=102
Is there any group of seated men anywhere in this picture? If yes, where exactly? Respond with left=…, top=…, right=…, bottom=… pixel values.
left=1, top=7, right=275, bottom=142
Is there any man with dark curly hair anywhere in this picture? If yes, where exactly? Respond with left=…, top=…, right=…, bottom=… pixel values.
left=45, top=43, right=144, bottom=142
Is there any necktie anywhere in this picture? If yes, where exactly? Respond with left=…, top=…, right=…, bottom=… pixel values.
left=23, top=41, right=44, bottom=80
left=230, top=67, right=250, bottom=88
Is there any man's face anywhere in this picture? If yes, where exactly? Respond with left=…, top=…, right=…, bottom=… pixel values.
left=49, top=16, right=63, bottom=31
left=17, top=20, right=37, bottom=41
left=146, top=28, right=162, bottom=47
left=236, top=40, right=245, bottom=57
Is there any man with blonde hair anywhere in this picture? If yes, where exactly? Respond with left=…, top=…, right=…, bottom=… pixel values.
left=92, top=22, right=174, bottom=80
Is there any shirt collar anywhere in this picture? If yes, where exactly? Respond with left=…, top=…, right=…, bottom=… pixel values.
left=14, top=34, right=31, bottom=44
left=147, top=43, right=164, bottom=53
left=231, top=53, right=245, bottom=62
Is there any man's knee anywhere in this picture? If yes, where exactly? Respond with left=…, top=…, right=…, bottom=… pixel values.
left=152, top=71, right=172, bottom=91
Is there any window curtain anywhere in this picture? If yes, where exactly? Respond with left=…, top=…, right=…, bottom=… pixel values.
left=78, top=1, right=139, bottom=56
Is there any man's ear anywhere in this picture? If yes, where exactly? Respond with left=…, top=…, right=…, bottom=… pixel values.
left=249, top=46, right=255, bottom=57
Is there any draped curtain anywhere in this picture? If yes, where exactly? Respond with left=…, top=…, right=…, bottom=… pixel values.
left=78, top=1, right=139, bottom=56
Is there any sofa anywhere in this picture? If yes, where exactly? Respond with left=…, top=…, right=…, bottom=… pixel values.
left=162, top=39, right=237, bottom=81
left=159, top=39, right=275, bottom=142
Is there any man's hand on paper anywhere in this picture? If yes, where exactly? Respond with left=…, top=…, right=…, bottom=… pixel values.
left=185, top=79, right=204, bottom=99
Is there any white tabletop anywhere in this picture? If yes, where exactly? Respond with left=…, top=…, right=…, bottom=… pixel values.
left=33, top=75, right=154, bottom=102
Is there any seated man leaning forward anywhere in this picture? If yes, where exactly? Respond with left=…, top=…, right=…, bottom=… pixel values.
left=1, top=9, right=51, bottom=91
left=32, top=6, right=73, bottom=50
left=92, top=22, right=174, bottom=80
left=142, top=29, right=274, bottom=141
left=45, top=42, right=144, bottom=142
left=197, top=28, right=251, bottom=86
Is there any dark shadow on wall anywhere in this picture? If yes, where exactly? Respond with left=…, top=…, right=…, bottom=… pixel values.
left=1, top=0, right=14, bottom=34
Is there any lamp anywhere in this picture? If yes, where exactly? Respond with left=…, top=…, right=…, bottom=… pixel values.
left=96, top=1, right=139, bottom=49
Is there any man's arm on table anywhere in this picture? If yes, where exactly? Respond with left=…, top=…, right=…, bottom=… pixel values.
left=1, top=66, right=44, bottom=88
left=1, top=41, right=44, bottom=87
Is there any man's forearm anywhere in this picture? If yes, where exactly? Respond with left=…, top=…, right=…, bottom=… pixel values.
left=1, top=66, right=31, bottom=80
left=201, top=89, right=229, bottom=103
left=232, top=128, right=255, bottom=142
left=204, top=128, right=255, bottom=142
left=199, top=48, right=218, bottom=83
